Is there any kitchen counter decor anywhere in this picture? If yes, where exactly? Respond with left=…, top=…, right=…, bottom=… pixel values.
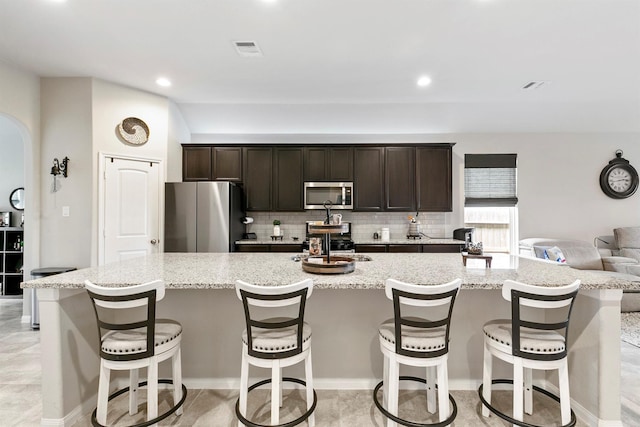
left=304, top=222, right=355, bottom=274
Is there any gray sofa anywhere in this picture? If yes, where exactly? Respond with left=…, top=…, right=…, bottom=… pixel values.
left=519, top=234, right=640, bottom=311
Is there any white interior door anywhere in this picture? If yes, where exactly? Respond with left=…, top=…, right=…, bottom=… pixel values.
left=102, top=156, right=161, bottom=265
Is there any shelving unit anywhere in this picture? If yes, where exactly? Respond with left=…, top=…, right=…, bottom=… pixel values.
left=1, top=227, right=23, bottom=296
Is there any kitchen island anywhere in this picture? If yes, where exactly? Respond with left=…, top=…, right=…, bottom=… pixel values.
left=24, top=252, right=632, bottom=426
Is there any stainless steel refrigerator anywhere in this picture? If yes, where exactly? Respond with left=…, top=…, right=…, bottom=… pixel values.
left=165, top=182, right=245, bottom=252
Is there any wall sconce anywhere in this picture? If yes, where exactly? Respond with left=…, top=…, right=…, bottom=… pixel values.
left=51, top=157, right=69, bottom=193
left=51, top=157, right=69, bottom=178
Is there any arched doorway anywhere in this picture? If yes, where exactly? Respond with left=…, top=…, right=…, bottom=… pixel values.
left=0, top=113, right=36, bottom=322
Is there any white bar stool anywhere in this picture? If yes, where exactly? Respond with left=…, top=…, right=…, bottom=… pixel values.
left=85, top=279, right=186, bottom=427
left=235, top=278, right=317, bottom=427
left=479, top=279, right=580, bottom=427
left=373, top=278, right=462, bottom=427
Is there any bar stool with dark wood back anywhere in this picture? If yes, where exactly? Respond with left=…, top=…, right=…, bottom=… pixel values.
left=373, top=278, right=462, bottom=427
left=85, top=279, right=187, bottom=427
left=235, top=278, right=317, bottom=427
left=479, top=279, right=580, bottom=427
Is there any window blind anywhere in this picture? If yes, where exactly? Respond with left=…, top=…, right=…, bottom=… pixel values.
left=464, top=154, right=518, bottom=207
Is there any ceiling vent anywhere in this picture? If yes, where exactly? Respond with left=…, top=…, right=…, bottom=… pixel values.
left=522, top=81, right=549, bottom=90
left=233, top=41, right=263, bottom=57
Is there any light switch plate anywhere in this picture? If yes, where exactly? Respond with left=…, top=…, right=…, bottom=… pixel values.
left=62, top=206, right=70, bottom=217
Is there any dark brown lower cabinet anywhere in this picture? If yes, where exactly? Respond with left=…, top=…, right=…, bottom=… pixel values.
left=388, top=245, right=421, bottom=253
left=356, top=244, right=463, bottom=253
left=269, top=244, right=303, bottom=252
left=236, top=245, right=270, bottom=252
left=235, top=244, right=302, bottom=252
left=422, top=244, right=463, bottom=253
left=355, top=244, right=387, bottom=253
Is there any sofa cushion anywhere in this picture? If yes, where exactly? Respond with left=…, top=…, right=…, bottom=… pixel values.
left=561, top=246, right=603, bottom=270
left=615, top=227, right=640, bottom=250
left=620, top=248, right=640, bottom=263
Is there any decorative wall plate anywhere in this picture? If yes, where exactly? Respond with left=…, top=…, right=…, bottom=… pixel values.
left=117, top=117, right=149, bottom=145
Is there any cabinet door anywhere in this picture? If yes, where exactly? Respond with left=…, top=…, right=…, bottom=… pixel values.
left=182, top=146, right=212, bottom=181
left=388, top=244, right=421, bottom=253
left=422, top=244, right=462, bottom=253
left=385, top=147, right=416, bottom=211
left=274, top=147, right=304, bottom=211
left=354, top=147, right=384, bottom=211
left=270, top=244, right=303, bottom=252
left=304, top=147, right=329, bottom=181
left=236, top=244, right=270, bottom=252
left=212, top=147, right=242, bottom=181
left=355, top=244, right=387, bottom=253
left=417, top=146, right=452, bottom=212
left=243, top=147, right=273, bottom=211
left=328, top=147, right=353, bottom=181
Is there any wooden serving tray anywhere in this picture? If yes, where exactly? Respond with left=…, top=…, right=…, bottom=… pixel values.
left=308, top=223, right=349, bottom=234
left=301, top=255, right=355, bottom=274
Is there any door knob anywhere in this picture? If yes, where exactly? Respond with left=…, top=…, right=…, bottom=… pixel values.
left=150, top=239, right=158, bottom=245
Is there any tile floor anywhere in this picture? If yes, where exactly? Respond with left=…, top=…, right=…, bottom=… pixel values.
left=1, top=299, right=638, bottom=426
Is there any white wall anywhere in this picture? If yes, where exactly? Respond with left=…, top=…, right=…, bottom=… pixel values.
left=0, top=61, right=40, bottom=317
left=452, top=133, right=640, bottom=240
left=90, top=79, right=170, bottom=263
left=0, top=115, right=24, bottom=219
left=40, top=78, right=94, bottom=269
left=167, top=100, right=191, bottom=182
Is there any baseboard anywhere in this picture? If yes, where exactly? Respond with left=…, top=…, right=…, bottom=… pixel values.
left=40, top=404, right=84, bottom=427
left=545, top=382, right=622, bottom=427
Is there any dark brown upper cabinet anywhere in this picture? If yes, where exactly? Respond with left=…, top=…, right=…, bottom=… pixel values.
left=243, top=147, right=273, bottom=211
left=353, top=147, right=385, bottom=211
left=182, top=146, right=212, bottom=181
left=273, top=147, right=304, bottom=211
left=385, top=147, right=416, bottom=211
left=303, top=147, right=353, bottom=181
left=212, top=147, right=242, bottom=181
left=416, top=146, right=452, bottom=212
left=303, top=147, right=328, bottom=181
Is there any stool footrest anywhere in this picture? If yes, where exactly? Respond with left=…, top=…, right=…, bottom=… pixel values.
left=235, top=377, right=317, bottom=427
left=90, top=379, right=187, bottom=427
left=478, top=379, right=576, bottom=427
left=373, top=376, right=457, bottom=427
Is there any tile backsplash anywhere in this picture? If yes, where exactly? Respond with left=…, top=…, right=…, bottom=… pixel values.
left=243, top=211, right=448, bottom=240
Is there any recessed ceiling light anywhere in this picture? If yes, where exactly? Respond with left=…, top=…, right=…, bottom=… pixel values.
left=156, top=78, right=171, bottom=87
left=417, top=76, right=432, bottom=88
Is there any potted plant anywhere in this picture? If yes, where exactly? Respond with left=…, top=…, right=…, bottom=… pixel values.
left=272, top=220, right=281, bottom=236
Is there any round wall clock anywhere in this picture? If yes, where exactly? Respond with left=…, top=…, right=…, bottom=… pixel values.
left=599, top=150, right=639, bottom=199
left=117, top=117, right=149, bottom=145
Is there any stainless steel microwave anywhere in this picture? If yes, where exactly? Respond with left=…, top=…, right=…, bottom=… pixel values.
left=304, top=182, right=353, bottom=210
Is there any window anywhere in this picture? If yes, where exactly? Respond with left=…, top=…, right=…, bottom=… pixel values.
left=464, top=154, right=518, bottom=254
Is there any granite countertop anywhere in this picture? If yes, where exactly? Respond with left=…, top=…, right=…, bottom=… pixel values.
left=235, top=238, right=464, bottom=245
left=22, top=252, right=639, bottom=291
